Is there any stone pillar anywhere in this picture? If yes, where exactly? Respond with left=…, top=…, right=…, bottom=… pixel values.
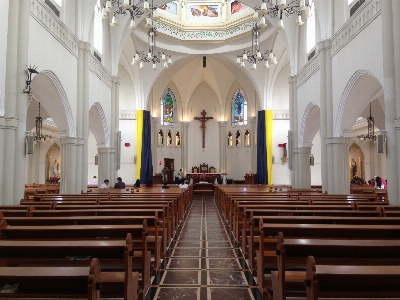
left=288, top=76, right=297, bottom=187
left=110, top=77, right=120, bottom=183
left=27, top=135, right=40, bottom=184
left=381, top=0, right=400, bottom=204
left=294, top=146, right=311, bottom=188
left=98, top=147, right=115, bottom=187
left=0, top=117, right=5, bottom=200
left=2, top=0, right=30, bottom=204
left=58, top=133, right=79, bottom=194
left=318, top=40, right=333, bottom=193
left=181, top=121, right=189, bottom=175
left=219, top=121, right=227, bottom=174
left=327, top=137, right=350, bottom=194
left=249, top=116, right=257, bottom=173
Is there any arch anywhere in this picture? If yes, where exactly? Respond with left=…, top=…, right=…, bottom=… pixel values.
left=334, top=70, right=383, bottom=137
left=349, top=143, right=364, bottom=180
left=31, top=70, right=75, bottom=137
left=299, top=102, right=320, bottom=147
left=231, top=89, right=248, bottom=126
left=89, top=102, right=109, bottom=147
left=45, top=143, right=61, bottom=181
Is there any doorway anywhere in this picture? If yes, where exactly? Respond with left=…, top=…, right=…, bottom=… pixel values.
left=164, top=158, right=174, bottom=183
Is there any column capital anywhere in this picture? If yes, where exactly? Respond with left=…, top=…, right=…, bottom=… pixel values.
left=326, top=136, right=349, bottom=145
left=318, top=39, right=332, bottom=52
left=98, top=147, right=115, bottom=154
left=288, top=76, right=297, bottom=85
left=181, top=121, right=189, bottom=128
left=112, top=76, right=121, bottom=85
left=78, top=41, right=91, bottom=52
left=218, top=121, right=227, bottom=127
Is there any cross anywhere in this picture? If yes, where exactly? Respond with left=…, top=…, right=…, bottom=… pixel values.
left=194, top=110, right=213, bottom=148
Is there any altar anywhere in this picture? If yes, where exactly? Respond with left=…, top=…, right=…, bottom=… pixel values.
left=186, top=173, right=221, bottom=184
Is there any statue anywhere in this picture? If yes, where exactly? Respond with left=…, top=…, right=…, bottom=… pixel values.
left=53, top=160, right=60, bottom=176
left=351, top=158, right=357, bottom=178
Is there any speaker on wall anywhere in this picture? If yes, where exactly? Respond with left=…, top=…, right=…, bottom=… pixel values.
left=377, top=134, right=385, bottom=154
left=26, top=135, right=34, bottom=154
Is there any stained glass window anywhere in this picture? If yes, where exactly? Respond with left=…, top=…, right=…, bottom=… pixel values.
left=232, top=90, right=247, bottom=125
left=161, top=88, right=176, bottom=125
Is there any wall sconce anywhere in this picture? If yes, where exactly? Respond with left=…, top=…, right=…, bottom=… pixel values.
left=95, top=154, right=98, bottom=165
left=310, top=154, right=314, bottom=166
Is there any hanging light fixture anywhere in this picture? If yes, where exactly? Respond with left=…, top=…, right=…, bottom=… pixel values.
left=131, top=0, right=173, bottom=70
left=32, top=102, right=52, bottom=142
left=253, top=0, right=313, bottom=30
left=236, top=24, right=277, bottom=70
left=101, top=0, right=146, bottom=30
left=23, top=65, right=39, bottom=96
left=357, top=104, right=377, bottom=142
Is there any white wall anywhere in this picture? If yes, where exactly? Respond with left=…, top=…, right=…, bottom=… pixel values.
left=87, top=130, right=98, bottom=184
left=119, top=119, right=136, bottom=184
left=0, top=0, right=9, bottom=116
left=272, top=119, right=290, bottom=184
left=311, top=130, right=322, bottom=185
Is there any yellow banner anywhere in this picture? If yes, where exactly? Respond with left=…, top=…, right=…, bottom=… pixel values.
left=266, top=110, right=273, bottom=184
left=136, top=110, right=144, bottom=180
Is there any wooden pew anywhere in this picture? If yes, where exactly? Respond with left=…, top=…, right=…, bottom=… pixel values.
left=305, top=256, right=400, bottom=299
left=0, top=234, right=139, bottom=300
left=273, top=233, right=400, bottom=300
left=0, top=257, right=100, bottom=299
left=0, top=220, right=151, bottom=296
left=256, top=221, right=400, bottom=296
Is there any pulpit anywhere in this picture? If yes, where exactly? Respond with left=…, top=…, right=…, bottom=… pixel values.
left=244, top=173, right=256, bottom=184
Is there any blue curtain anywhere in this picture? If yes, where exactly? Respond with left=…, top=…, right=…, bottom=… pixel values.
left=257, top=110, right=267, bottom=184
left=140, top=111, right=153, bottom=184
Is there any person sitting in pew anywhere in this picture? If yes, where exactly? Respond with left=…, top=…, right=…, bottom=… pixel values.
left=100, top=179, right=109, bottom=188
left=114, top=177, right=125, bottom=189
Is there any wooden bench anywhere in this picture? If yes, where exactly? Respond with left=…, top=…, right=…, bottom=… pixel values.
left=256, top=221, right=400, bottom=296
left=273, top=233, right=400, bottom=300
left=305, top=256, right=400, bottom=299
left=0, top=234, right=139, bottom=300
left=0, top=257, right=100, bottom=299
left=0, top=220, right=151, bottom=296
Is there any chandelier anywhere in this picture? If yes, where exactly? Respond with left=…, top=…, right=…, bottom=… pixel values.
left=236, top=24, right=277, bottom=70
left=33, top=102, right=52, bottom=142
left=357, top=104, right=377, bottom=142
left=101, top=0, right=145, bottom=29
left=253, top=0, right=313, bottom=30
left=131, top=1, right=173, bottom=70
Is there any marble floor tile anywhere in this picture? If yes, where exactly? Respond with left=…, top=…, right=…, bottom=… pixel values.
left=208, top=270, right=248, bottom=286
left=160, top=270, right=201, bottom=285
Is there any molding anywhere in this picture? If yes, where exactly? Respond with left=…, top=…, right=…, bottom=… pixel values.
left=89, top=54, right=113, bottom=89
left=296, top=54, right=320, bottom=88
left=272, top=110, right=289, bottom=120
left=30, top=0, right=79, bottom=58
left=120, top=111, right=137, bottom=120
left=331, top=0, right=381, bottom=57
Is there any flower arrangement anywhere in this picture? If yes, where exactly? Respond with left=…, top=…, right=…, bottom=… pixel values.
left=350, top=176, right=364, bottom=185
left=49, top=176, right=60, bottom=183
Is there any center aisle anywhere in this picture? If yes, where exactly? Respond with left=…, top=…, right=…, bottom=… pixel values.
left=146, top=195, right=262, bottom=300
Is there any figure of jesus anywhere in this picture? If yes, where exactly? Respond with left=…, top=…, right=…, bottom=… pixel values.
left=351, top=158, right=357, bottom=178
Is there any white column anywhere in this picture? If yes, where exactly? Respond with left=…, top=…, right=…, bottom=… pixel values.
left=110, top=77, right=120, bottom=183
left=0, top=117, right=4, bottom=201
left=288, top=76, right=297, bottom=187
left=181, top=121, right=189, bottom=175
left=58, top=133, right=78, bottom=194
left=98, top=147, right=115, bottom=187
left=249, top=116, right=257, bottom=174
left=219, top=121, right=227, bottom=174
left=294, top=146, right=311, bottom=188
left=318, top=40, right=333, bottom=193
left=81, top=42, right=90, bottom=192
left=327, top=137, right=350, bottom=194
left=382, top=0, right=400, bottom=204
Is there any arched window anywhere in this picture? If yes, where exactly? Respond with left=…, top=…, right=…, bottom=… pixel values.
left=94, top=0, right=103, bottom=55
left=161, top=88, right=176, bottom=126
left=232, top=90, right=247, bottom=125
left=306, top=1, right=315, bottom=54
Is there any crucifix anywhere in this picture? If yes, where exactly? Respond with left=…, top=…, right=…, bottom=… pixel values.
left=194, top=110, right=213, bottom=148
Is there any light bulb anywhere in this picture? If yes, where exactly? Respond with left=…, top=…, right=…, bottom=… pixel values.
left=273, top=56, right=278, bottom=64
left=129, top=20, right=136, bottom=30
left=145, top=18, right=152, bottom=29
left=152, top=10, right=160, bottom=20
left=257, top=51, right=262, bottom=59
left=110, top=16, right=119, bottom=26
left=167, top=58, right=172, bottom=64
left=299, top=0, right=306, bottom=10
left=131, top=57, right=136, bottom=65
left=278, top=0, right=287, bottom=9
left=264, top=61, right=270, bottom=68
left=152, top=63, right=157, bottom=70
left=236, top=57, right=241, bottom=64
left=161, top=54, right=166, bottom=61
left=241, top=61, right=245, bottom=67
left=252, top=12, right=259, bottom=21
left=139, top=62, right=144, bottom=69
left=147, top=52, right=152, bottom=59
left=243, top=53, right=248, bottom=60
left=143, top=1, right=151, bottom=12
left=305, top=6, right=313, bottom=18
left=259, top=16, right=267, bottom=27
left=260, top=2, right=268, bottom=13
left=251, top=63, right=257, bottom=70
left=101, top=8, right=109, bottom=19
left=296, top=15, right=304, bottom=26
left=123, top=0, right=131, bottom=9
left=105, top=0, right=113, bottom=12
left=277, top=19, right=285, bottom=30
left=164, top=62, right=168, bottom=68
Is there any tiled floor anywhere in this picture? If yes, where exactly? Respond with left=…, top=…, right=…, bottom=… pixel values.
left=145, top=196, right=263, bottom=300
